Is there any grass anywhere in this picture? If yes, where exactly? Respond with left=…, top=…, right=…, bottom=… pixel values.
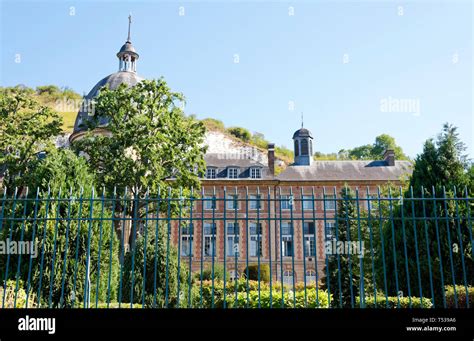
left=58, top=111, right=77, bottom=132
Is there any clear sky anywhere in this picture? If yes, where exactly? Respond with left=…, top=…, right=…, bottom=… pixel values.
left=1, top=0, right=472, bottom=159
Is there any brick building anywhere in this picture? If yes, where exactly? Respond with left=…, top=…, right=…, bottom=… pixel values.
left=174, top=127, right=412, bottom=284
left=69, top=20, right=412, bottom=284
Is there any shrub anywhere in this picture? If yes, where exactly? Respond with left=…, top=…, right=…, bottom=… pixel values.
left=243, top=264, right=270, bottom=282
left=121, top=222, right=191, bottom=308
left=226, top=288, right=331, bottom=308
left=201, top=118, right=225, bottom=131
left=195, top=264, right=229, bottom=281
left=0, top=280, right=37, bottom=308
left=356, top=295, right=433, bottom=308
left=227, top=127, right=251, bottom=142
left=445, top=285, right=474, bottom=308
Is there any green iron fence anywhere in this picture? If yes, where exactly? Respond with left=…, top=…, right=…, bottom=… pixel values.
left=0, top=185, right=472, bottom=309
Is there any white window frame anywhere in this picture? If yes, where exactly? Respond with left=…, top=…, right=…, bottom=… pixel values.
left=283, top=270, right=294, bottom=286
left=325, top=221, right=336, bottom=241
left=281, top=222, right=293, bottom=257
left=226, top=195, right=239, bottom=210
left=203, top=223, right=216, bottom=257
left=249, top=195, right=261, bottom=210
left=204, top=195, right=216, bottom=210
left=249, top=222, right=263, bottom=257
left=226, top=222, right=239, bottom=257
left=302, top=195, right=313, bottom=210
left=227, top=167, right=239, bottom=179
left=250, top=167, right=262, bottom=179
left=280, top=195, right=290, bottom=210
left=324, top=195, right=336, bottom=211
left=305, top=270, right=317, bottom=284
left=206, top=167, right=217, bottom=179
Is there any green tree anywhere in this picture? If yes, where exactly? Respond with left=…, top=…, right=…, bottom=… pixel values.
left=72, top=79, right=207, bottom=217
left=321, top=187, right=365, bottom=307
left=380, top=123, right=473, bottom=307
left=121, top=222, right=191, bottom=308
left=0, top=87, right=62, bottom=190
left=0, top=148, right=119, bottom=307
left=227, top=127, right=251, bottom=142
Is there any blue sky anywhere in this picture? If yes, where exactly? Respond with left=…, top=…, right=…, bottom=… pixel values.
left=1, top=0, right=472, bottom=158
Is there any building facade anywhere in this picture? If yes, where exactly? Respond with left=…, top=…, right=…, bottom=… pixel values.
left=70, top=19, right=412, bottom=284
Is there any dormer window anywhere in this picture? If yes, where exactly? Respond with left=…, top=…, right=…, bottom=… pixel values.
left=228, top=167, right=239, bottom=179
left=250, top=167, right=261, bottom=179
left=206, top=167, right=217, bottom=179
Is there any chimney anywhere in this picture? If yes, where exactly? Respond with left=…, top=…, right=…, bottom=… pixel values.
left=267, top=143, right=275, bottom=176
left=383, top=149, right=395, bottom=166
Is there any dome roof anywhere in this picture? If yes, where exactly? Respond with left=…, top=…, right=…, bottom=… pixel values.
left=292, top=127, right=313, bottom=139
left=117, top=41, right=138, bottom=57
left=72, top=71, right=144, bottom=135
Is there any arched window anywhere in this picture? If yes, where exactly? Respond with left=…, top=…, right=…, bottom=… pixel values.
left=283, top=270, right=294, bottom=286
left=305, top=270, right=316, bottom=284
left=294, top=140, right=299, bottom=157
left=301, top=139, right=309, bottom=155
left=309, top=140, right=313, bottom=156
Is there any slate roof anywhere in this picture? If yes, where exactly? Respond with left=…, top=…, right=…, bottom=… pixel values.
left=276, top=160, right=412, bottom=182
left=72, top=71, right=145, bottom=134
left=292, top=128, right=313, bottom=139
left=204, top=154, right=271, bottom=179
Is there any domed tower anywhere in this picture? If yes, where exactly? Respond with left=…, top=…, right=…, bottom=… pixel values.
left=292, top=119, right=314, bottom=166
left=69, top=15, right=144, bottom=143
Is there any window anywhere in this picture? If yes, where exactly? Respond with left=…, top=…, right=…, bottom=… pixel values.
left=302, top=195, right=313, bottom=210
left=305, top=270, right=316, bottom=284
left=281, top=222, right=293, bottom=257
left=249, top=222, right=263, bottom=257
left=226, top=195, right=239, bottom=210
left=228, top=167, right=239, bottom=179
left=280, top=195, right=291, bottom=210
left=304, top=222, right=316, bottom=257
left=204, top=195, right=216, bottom=210
left=249, top=195, right=261, bottom=210
left=325, top=221, right=336, bottom=241
left=283, top=270, right=294, bottom=286
left=324, top=195, right=336, bottom=211
left=181, top=224, right=193, bottom=257
left=226, top=222, right=240, bottom=256
left=203, top=223, right=216, bottom=257
left=250, top=167, right=261, bottom=179
left=301, top=139, right=309, bottom=155
left=309, top=140, right=313, bottom=156
left=294, top=140, right=299, bottom=157
left=206, top=168, right=217, bottom=179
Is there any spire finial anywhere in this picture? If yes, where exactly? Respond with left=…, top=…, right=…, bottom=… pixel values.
left=301, top=112, right=304, bottom=128
left=127, top=13, right=132, bottom=42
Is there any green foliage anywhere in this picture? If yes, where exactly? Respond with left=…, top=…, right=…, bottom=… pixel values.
left=445, top=285, right=474, bottom=308
left=321, top=187, right=368, bottom=308
left=196, top=264, right=229, bottom=281
left=226, top=288, right=331, bottom=308
left=197, top=279, right=330, bottom=308
left=121, top=222, right=191, bottom=308
left=250, top=132, right=268, bottom=149
left=379, top=123, right=473, bottom=307
left=0, top=279, right=37, bottom=308
left=356, top=295, right=433, bottom=308
left=0, top=149, right=120, bottom=307
left=72, top=79, right=207, bottom=212
left=243, top=264, right=270, bottom=282
left=0, top=86, right=63, bottom=190
left=201, top=118, right=225, bottom=131
left=314, top=134, right=409, bottom=161
left=227, top=127, right=251, bottom=142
